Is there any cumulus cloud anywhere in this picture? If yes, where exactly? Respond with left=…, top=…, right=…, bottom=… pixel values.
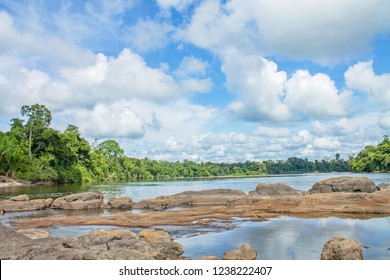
left=284, top=70, right=352, bottom=118
left=71, top=102, right=146, bottom=138
left=176, top=56, right=209, bottom=77
left=345, top=60, right=390, bottom=106
left=223, top=49, right=290, bottom=122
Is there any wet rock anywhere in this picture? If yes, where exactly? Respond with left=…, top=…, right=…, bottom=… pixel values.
left=134, top=189, right=247, bottom=210
left=107, top=197, right=133, bottom=209
left=249, top=183, right=302, bottom=196
left=222, top=243, right=257, bottom=260
left=321, top=235, right=363, bottom=260
left=0, top=197, right=53, bottom=212
left=309, top=177, right=377, bottom=194
left=16, top=229, right=51, bottom=239
left=51, top=192, right=104, bottom=210
left=0, top=176, right=24, bottom=187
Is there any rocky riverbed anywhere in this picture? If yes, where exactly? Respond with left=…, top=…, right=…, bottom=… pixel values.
left=1, top=176, right=389, bottom=260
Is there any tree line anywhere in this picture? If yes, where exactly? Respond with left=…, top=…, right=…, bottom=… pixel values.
left=1, top=104, right=351, bottom=183
left=350, top=136, right=390, bottom=172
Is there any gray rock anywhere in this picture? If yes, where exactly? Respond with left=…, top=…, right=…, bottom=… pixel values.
left=321, top=235, right=363, bottom=260
left=250, top=183, right=302, bottom=196
left=309, top=177, right=377, bottom=194
left=0, top=198, right=53, bottom=212
left=51, top=192, right=104, bottom=210
left=107, top=197, right=133, bottom=209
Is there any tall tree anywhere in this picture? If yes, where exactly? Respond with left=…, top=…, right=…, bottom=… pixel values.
left=21, top=104, right=52, bottom=159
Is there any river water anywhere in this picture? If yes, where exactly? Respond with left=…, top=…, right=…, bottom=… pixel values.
left=1, top=172, right=390, bottom=259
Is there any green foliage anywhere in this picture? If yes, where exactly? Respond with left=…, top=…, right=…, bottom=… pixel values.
left=351, top=136, right=390, bottom=172
left=0, top=104, right=352, bottom=183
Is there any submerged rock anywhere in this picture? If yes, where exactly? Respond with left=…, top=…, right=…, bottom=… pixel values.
left=321, top=235, right=363, bottom=260
left=222, top=243, right=257, bottom=260
left=249, top=183, right=302, bottom=196
left=51, top=192, right=104, bottom=210
left=309, top=177, right=377, bottom=194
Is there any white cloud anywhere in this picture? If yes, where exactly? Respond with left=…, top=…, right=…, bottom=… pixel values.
left=125, top=19, right=174, bottom=53
left=71, top=102, right=146, bottom=138
left=179, top=0, right=390, bottom=63
left=345, top=60, right=390, bottom=106
left=180, top=78, right=213, bottom=94
left=313, top=137, right=341, bottom=151
left=285, top=70, right=352, bottom=118
left=176, top=56, right=209, bottom=77
left=378, top=112, right=390, bottom=129
left=223, top=49, right=290, bottom=122
left=253, top=126, right=291, bottom=138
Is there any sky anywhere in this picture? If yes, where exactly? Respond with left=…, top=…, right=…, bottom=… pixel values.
left=0, top=0, right=390, bottom=163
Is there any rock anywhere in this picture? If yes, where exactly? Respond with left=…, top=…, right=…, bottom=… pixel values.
left=249, top=183, right=302, bottom=196
left=0, top=198, right=53, bottom=212
left=139, top=229, right=173, bottom=243
left=321, top=235, right=363, bottom=260
left=309, top=177, right=377, bottom=194
left=9, top=194, right=29, bottom=201
left=0, top=176, right=24, bottom=187
left=107, top=197, right=133, bottom=209
left=222, top=243, right=257, bottom=260
left=200, top=256, right=219, bottom=260
left=134, top=189, right=247, bottom=210
left=51, top=192, right=104, bottom=210
left=377, top=183, right=390, bottom=190
left=16, top=229, right=51, bottom=239
left=0, top=224, right=184, bottom=260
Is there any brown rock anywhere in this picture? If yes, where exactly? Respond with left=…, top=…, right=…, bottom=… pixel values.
left=321, top=235, right=363, bottom=260
left=51, top=192, right=103, bottom=210
left=16, top=229, right=51, bottom=239
left=309, top=177, right=377, bottom=194
left=0, top=198, right=53, bottom=212
left=250, top=183, right=302, bottom=196
left=200, top=256, right=219, bottom=260
left=107, top=197, right=133, bottom=209
left=134, top=189, right=247, bottom=210
left=9, top=194, right=29, bottom=201
left=222, top=243, right=257, bottom=260
left=139, top=229, right=173, bottom=243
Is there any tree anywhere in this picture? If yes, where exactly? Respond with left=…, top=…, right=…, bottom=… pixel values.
left=21, top=104, right=52, bottom=159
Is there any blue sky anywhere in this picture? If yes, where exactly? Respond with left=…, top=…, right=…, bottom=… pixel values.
left=1, top=0, right=390, bottom=162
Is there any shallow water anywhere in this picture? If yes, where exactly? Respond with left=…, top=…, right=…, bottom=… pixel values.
left=1, top=173, right=390, bottom=259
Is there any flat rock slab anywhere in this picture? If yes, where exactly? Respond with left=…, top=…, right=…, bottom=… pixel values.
left=0, top=198, right=53, bottom=211
left=51, top=192, right=104, bottom=210
left=309, top=176, right=377, bottom=194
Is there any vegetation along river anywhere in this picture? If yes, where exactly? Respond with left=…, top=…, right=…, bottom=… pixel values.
left=1, top=172, right=389, bottom=260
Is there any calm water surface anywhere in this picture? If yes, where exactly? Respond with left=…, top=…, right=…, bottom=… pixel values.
left=1, top=173, right=389, bottom=260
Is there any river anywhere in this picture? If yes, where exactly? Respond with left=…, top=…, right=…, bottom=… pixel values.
left=1, top=172, right=390, bottom=260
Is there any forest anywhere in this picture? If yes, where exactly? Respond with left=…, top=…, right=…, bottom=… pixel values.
left=1, top=104, right=352, bottom=183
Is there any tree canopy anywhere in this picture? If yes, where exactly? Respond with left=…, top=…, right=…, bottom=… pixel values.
left=0, top=104, right=352, bottom=183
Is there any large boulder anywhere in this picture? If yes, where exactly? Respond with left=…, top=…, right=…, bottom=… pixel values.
left=51, top=192, right=104, bottom=210
left=133, top=189, right=247, bottom=210
left=107, top=197, right=133, bottom=209
left=0, top=197, right=53, bottom=212
left=222, top=243, right=257, bottom=260
left=249, top=183, right=302, bottom=196
left=139, top=229, right=173, bottom=243
left=309, top=177, right=377, bottom=194
left=321, top=235, right=363, bottom=260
